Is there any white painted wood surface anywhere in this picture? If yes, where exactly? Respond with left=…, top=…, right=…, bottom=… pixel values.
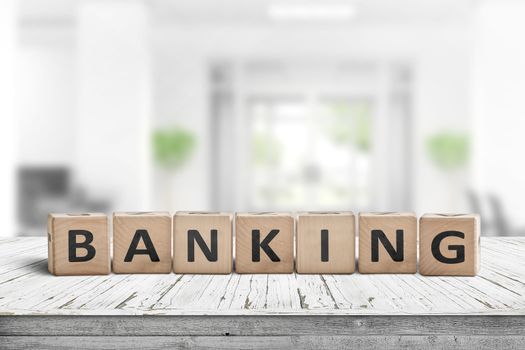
left=0, top=237, right=524, bottom=316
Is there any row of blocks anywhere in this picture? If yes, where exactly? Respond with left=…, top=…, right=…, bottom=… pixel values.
left=48, top=211, right=480, bottom=276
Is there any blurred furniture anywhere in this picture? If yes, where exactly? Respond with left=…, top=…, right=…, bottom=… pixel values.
left=466, top=190, right=487, bottom=230
left=17, top=167, right=111, bottom=236
left=1, top=237, right=525, bottom=348
left=488, top=194, right=525, bottom=236
left=17, top=167, right=70, bottom=236
left=467, top=190, right=525, bottom=236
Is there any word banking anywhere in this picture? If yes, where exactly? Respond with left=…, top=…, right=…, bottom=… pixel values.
left=47, top=212, right=480, bottom=276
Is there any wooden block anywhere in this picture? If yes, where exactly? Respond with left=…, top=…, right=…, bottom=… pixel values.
left=419, top=213, right=480, bottom=276
left=113, top=212, right=172, bottom=274
left=235, top=212, right=294, bottom=274
left=173, top=211, right=233, bottom=274
left=296, top=211, right=355, bottom=274
left=358, top=212, right=417, bottom=274
left=47, top=213, right=110, bottom=276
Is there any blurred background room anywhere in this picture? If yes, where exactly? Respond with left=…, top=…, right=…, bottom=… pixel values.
left=1, top=0, right=525, bottom=237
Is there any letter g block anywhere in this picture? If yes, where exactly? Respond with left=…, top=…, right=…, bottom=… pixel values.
left=48, top=213, right=110, bottom=276
left=419, top=213, right=480, bottom=276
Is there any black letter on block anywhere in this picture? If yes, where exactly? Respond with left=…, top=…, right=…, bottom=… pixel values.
left=252, top=229, right=280, bottom=262
left=68, top=230, right=96, bottom=262
left=321, top=229, right=329, bottom=262
left=431, top=231, right=465, bottom=264
left=124, top=230, right=160, bottom=262
left=188, top=229, right=218, bottom=262
left=371, top=230, right=404, bottom=262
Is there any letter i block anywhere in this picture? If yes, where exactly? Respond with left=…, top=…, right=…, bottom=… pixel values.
left=235, top=213, right=294, bottom=274
left=173, top=212, right=233, bottom=274
left=296, top=212, right=355, bottom=274
left=113, top=212, right=172, bottom=274
left=359, top=212, right=417, bottom=274
left=48, top=213, right=110, bottom=276
left=419, top=213, right=480, bottom=276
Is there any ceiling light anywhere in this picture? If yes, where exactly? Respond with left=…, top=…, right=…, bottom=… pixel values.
left=268, top=3, right=356, bottom=21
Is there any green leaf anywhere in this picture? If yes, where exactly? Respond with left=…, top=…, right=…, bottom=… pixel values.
left=426, top=132, right=469, bottom=170
left=152, top=127, right=196, bottom=170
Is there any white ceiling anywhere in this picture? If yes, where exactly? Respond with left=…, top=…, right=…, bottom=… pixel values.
left=150, top=0, right=477, bottom=23
left=19, top=0, right=478, bottom=24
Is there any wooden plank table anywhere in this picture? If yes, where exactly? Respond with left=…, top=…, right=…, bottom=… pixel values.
left=1, top=237, right=524, bottom=349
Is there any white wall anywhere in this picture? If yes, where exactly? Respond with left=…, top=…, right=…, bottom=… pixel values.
left=15, top=0, right=153, bottom=218
left=0, top=0, right=16, bottom=237
left=472, top=0, right=525, bottom=227
left=17, top=43, right=75, bottom=165
left=75, top=0, right=152, bottom=211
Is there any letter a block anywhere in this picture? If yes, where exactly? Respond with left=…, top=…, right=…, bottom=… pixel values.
left=48, top=213, right=110, bottom=276
left=359, top=212, right=417, bottom=274
left=296, top=212, right=355, bottom=274
left=113, top=212, right=172, bottom=274
left=173, top=212, right=233, bottom=274
left=419, top=213, right=480, bottom=276
left=235, top=213, right=294, bottom=274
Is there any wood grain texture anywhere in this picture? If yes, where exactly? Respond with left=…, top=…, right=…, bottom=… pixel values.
left=3, top=315, right=525, bottom=336
left=2, top=237, right=525, bottom=316
left=113, top=212, right=172, bottom=274
left=358, top=212, right=417, bottom=274
left=173, top=212, right=233, bottom=274
left=296, top=212, right=355, bottom=274
left=2, top=335, right=525, bottom=350
left=47, top=213, right=110, bottom=276
left=419, top=213, right=480, bottom=276
left=235, top=213, right=294, bottom=274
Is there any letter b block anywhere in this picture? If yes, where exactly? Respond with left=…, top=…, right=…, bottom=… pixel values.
left=419, top=213, right=480, bottom=276
left=173, top=212, right=233, bottom=274
left=235, top=213, right=294, bottom=274
left=113, top=212, right=172, bottom=274
left=48, top=213, right=110, bottom=275
left=359, top=212, right=417, bottom=274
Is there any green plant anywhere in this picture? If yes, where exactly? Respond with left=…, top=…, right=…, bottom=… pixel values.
left=152, top=127, right=196, bottom=169
left=426, top=131, right=469, bottom=170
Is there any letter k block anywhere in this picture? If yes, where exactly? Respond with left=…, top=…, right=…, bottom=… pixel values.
left=235, top=213, right=294, bottom=274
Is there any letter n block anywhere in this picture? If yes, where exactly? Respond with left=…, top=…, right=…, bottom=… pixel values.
left=359, top=212, right=417, bottom=274
left=173, top=212, right=233, bottom=274
left=296, top=212, right=355, bottom=274
left=419, top=213, right=480, bottom=276
left=113, top=212, right=172, bottom=274
left=235, top=213, right=294, bottom=274
left=47, top=213, right=110, bottom=276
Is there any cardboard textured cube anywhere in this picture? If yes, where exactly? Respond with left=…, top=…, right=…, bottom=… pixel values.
left=48, top=213, right=110, bottom=276
left=113, top=212, right=172, bottom=274
left=419, top=213, right=480, bottom=276
left=235, top=212, right=294, bottom=274
left=173, top=211, right=233, bottom=274
left=358, top=212, right=417, bottom=274
left=296, top=211, right=355, bottom=274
